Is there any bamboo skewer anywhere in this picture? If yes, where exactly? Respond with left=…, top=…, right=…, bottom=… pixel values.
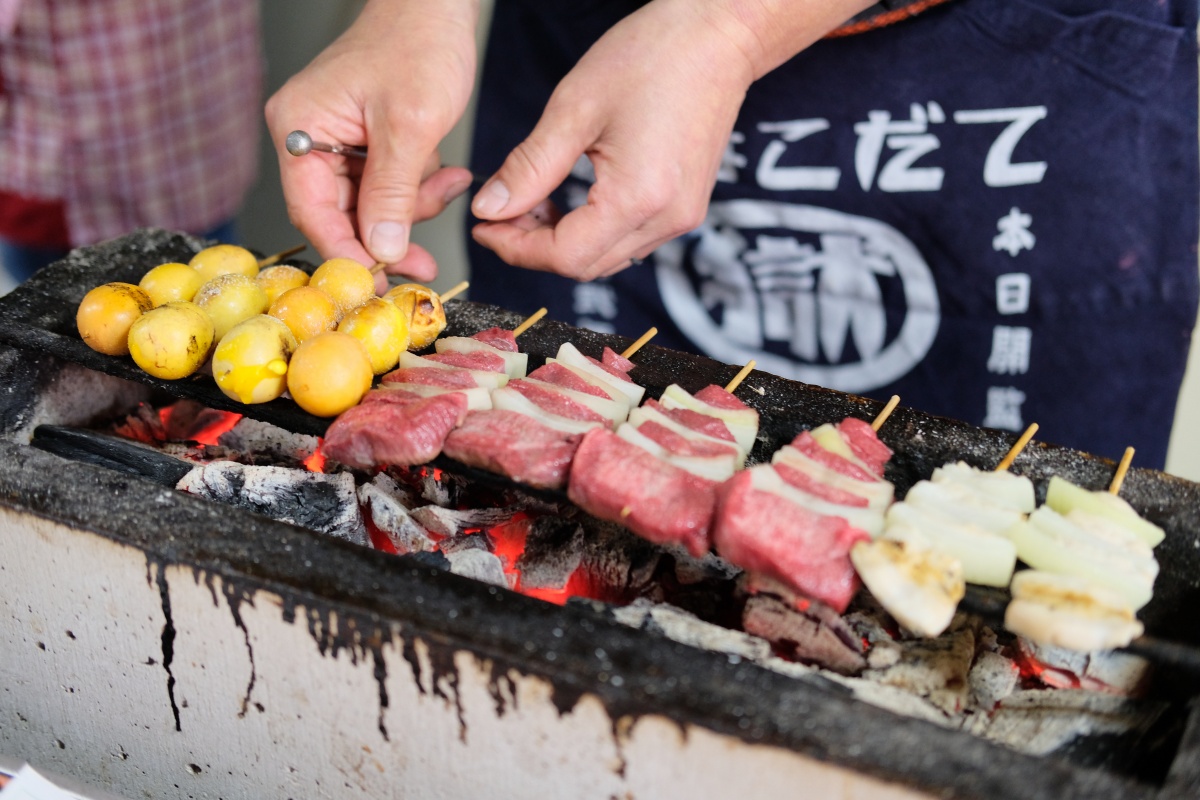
left=724, top=360, right=756, bottom=394
left=439, top=281, right=470, bottom=303
left=871, top=395, right=901, bottom=432
left=369, top=261, right=388, bottom=275
left=994, top=423, right=1039, bottom=472
left=512, top=308, right=548, bottom=338
left=621, top=327, right=658, bottom=359
left=1109, top=446, right=1135, bottom=496
left=257, top=244, right=307, bottom=268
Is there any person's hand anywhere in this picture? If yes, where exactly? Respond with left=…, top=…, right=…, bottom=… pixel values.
left=265, top=0, right=479, bottom=291
left=470, top=0, right=871, bottom=281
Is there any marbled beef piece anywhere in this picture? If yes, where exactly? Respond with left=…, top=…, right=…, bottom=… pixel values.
left=636, top=420, right=741, bottom=459
left=642, top=398, right=736, bottom=442
left=443, top=410, right=583, bottom=490
left=791, top=431, right=878, bottom=481
left=568, top=428, right=717, bottom=557
left=506, top=379, right=607, bottom=423
left=773, top=461, right=870, bottom=507
left=600, top=347, right=635, bottom=376
left=695, top=384, right=753, bottom=411
left=838, top=417, right=892, bottom=477
left=382, top=366, right=479, bottom=389
left=470, top=326, right=518, bottom=352
left=424, top=350, right=508, bottom=372
left=528, top=363, right=610, bottom=398
left=322, top=391, right=469, bottom=469
left=712, top=469, right=870, bottom=613
left=584, top=347, right=634, bottom=383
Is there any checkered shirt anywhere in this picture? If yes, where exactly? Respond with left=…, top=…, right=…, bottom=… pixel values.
left=0, top=0, right=262, bottom=246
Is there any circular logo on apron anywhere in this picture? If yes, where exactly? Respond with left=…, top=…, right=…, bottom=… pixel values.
left=656, top=200, right=940, bottom=393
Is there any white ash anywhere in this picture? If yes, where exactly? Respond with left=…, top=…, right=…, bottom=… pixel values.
left=820, top=669, right=960, bottom=729
left=410, top=505, right=516, bottom=538
left=861, top=627, right=976, bottom=715
left=445, top=548, right=509, bottom=588
left=15, top=362, right=151, bottom=444
left=418, top=470, right=459, bottom=508
left=844, top=611, right=902, bottom=670
left=357, top=477, right=435, bottom=555
left=960, top=688, right=1168, bottom=757
left=610, top=598, right=773, bottom=663
left=1016, top=638, right=1150, bottom=696
left=217, top=417, right=319, bottom=467
left=968, top=650, right=1019, bottom=710
left=177, top=461, right=367, bottom=546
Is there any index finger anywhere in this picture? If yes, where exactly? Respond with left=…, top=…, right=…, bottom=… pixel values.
left=276, top=142, right=375, bottom=266
left=472, top=198, right=640, bottom=279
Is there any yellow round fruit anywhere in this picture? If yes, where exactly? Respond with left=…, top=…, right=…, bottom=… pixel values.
left=309, top=257, right=377, bottom=319
left=139, top=262, right=204, bottom=307
left=384, top=283, right=445, bottom=350
left=212, top=315, right=298, bottom=404
left=194, top=273, right=270, bottom=342
left=189, top=244, right=260, bottom=283
left=127, top=301, right=214, bottom=379
left=256, top=264, right=310, bottom=305
left=76, top=282, right=154, bottom=356
left=338, top=298, right=411, bottom=375
left=286, top=331, right=373, bottom=417
left=268, top=285, right=340, bottom=343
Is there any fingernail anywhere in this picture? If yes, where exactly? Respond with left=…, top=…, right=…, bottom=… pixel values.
left=443, top=175, right=473, bottom=204
left=369, top=221, right=408, bottom=263
left=472, top=179, right=510, bottom=217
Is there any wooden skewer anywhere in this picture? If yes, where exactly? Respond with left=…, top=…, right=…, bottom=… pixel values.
left=994, top=422, right=1039, bottom=472
left=1109, top=446, right=1135, bottom=496
left=870, top=395, right=900, bottom=432
left=369, top=261, right=388, bottom=275
left=620, top=327, right=658, bottom=359
left=512, top=307, right=548, bottom=338
left=257, top=244, right=307, bottom=268
left=439, top=280, right=470, bottom=303
left=724, top=360, right=756, bottom=394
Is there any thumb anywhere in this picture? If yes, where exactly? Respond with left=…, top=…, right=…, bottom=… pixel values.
left=357, top=128, right=435, bottom=265
left=472, top=107, right=593, bottom=221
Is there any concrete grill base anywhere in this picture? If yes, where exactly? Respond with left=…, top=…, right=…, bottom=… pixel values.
left=1, top=484, right=933, bottom=800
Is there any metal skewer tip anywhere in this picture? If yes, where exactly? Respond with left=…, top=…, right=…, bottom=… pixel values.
left=286, top=129, right=368, bottom=159
left=285, top=130, right=313, bottom=156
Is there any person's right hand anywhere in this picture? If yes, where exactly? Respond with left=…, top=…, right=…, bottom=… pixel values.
left=265, top=0, right=479, bottom=288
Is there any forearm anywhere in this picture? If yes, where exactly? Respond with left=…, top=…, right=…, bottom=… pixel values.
left=681, top=0, right=876, bottom=81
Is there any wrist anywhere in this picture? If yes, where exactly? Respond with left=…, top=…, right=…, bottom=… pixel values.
left=708, top=0, right=876, bottom=79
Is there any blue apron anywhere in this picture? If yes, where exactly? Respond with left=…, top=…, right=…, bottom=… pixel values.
left=467, top=0, right=1199, bottom=468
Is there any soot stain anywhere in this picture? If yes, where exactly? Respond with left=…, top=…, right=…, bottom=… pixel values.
left=286, top=597, right=396, bottom=744
left=221, top=579, right=257, bottom=718
left=150, top=558, right=182, bottom=732
left=486, top=660, right=519, bottom=717
left=425, top=642, right=467, bottom=743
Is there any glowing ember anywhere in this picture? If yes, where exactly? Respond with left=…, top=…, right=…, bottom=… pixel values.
left=304, top=445, right=327, bottom=473
left=175, top=408, right=242, bottom=445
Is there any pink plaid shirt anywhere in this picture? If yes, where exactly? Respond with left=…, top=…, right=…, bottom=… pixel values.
left=0, top=0, right=262, bottom=246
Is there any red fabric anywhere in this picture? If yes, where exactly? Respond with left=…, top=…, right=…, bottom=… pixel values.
left=0, top=190, right=69, bottom=247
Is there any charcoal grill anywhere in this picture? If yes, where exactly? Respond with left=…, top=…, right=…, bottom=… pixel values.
left=1, top=228, right=1198, bottom=799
